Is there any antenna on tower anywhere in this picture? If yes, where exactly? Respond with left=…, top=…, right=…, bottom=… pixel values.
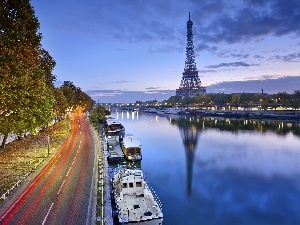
left=189, top=12, right=190, bottom=20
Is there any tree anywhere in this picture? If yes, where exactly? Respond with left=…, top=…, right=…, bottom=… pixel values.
left=60, top=81, right=77, bottom=109
left=291, top=90, right=300, bottom=110
left=59, top=81, right=94, bottom=112
left=52, top=88, right=68, bottom=119
left=209, top=93, right=231, bottom=108
left=166, top=96, right=182, bottom=106
left=231, top=94, right=241, bottom=109
left=39, top=48, right=56, bottom=88
left=194, top=94, right=211, bottom=106
left=0, top=0, right=54, bottom=148
left=90, top=105, right=110, bottom=130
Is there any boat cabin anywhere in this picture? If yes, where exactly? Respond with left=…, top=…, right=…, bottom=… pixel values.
left=117, top=169, right=144, bottom=198
left=121, top=135, right=142, bottom=161
left=107, top=119, right=122, bottom=132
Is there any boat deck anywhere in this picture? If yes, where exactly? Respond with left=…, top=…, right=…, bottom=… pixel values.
left=116, top=192, right=163, bottom=224
left=112, top=168, right=163, bottom=224
left=107, top=144, right=124, bottom=163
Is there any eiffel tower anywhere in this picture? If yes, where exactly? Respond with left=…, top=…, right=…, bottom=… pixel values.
left=176, top=12, right=206, bottom=97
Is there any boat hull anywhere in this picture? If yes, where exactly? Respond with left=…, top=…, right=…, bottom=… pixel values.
left=118, top=217, right=163, bottom=225
left=124, top=154, right=142, bottom=161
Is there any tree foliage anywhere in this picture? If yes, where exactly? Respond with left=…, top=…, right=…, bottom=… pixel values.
left=90, top=105, right=110, bottom=130
left=0, top=1, right=95, bottom=148
left=52, top=88, right=68, bottom=119
left=165, top=91, right=300, bottom=110
left=59, top=81, right=94, bottom=112
left=0, top=0, right=54, bottom=147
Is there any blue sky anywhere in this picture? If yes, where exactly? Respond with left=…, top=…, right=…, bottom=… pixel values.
left=31, top=0, right=300, bottom=103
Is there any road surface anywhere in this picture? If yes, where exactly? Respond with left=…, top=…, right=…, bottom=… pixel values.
left=0, top=112, right=97, bottom=225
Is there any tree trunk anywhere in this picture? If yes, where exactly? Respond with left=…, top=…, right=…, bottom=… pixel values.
left=0, top=134, right=8, bottom=148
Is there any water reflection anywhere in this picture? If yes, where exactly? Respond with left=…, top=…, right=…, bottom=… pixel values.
left=171, top=116, right=300, bottom=137
left=169, top=117, right=203, bottom=195
left=111, top=112, right=300, bottom=224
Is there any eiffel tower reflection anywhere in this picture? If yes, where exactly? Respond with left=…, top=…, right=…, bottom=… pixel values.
left=170, top=117, right=203, bottom=195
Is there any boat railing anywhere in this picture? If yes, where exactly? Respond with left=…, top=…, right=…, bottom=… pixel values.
left=112, top=165, right=163, bottom=212
left=145, top=180, right=163, bottom=211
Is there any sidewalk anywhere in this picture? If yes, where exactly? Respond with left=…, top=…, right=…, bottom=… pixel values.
left=90, top=124, right=113, bottom=225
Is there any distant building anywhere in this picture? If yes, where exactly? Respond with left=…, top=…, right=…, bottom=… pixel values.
left=176, top=12, right=206, bottom=97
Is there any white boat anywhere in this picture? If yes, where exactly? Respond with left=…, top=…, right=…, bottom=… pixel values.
left=157, top=108, right=182, bottom=115
left=104, top=118, right=126, bottom=163
left=104, top=130, right=125, bottom=163
left=111, top=167, right=163, bottom=225
left=121, top=135, right=142, bottom=161
left=143, top=108, right=157, bottom=113
left=107, top=119, right=123, bottom=132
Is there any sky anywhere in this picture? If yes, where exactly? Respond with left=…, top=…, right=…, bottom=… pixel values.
left=31, top=0, right=300, bottom=103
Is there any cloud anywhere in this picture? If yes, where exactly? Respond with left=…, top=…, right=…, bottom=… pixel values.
left=45, top=0, right=300, bottom=48
left=86, top=90, right=123, bottom=97
left=207, top=75, right=300, bottom=94
left=195, top=43, right=218, bottom=52
left=145, top=87, right=161, bottom=90
left=85, top=89, right=175, bottom=103
left=143, top=90, right=170, bottom=94
left=206, top=61, right=256, bottom=68
left=244, top=74, right=283, bottom=81
left=253, top=54, right=265, bottom=59
left=194, top=0, right=300, bottom=45
left=199, top=70, right=216, bottom=73
left=271, top=52, right=300, bottom=62
left=217, top=51, right=250, bottom=59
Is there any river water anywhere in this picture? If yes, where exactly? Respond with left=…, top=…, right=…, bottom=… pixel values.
left=110, top=111, right=300, bottom=225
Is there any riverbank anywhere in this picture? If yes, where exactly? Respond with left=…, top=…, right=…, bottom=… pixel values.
left=92, top=125, right=113, bottom=225
left=184, top=109, right=300, bottom=120
left=0, top=120, right=69, bottom=204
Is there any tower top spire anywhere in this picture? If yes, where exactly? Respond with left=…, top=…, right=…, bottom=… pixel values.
left=189, top=12, right=190, bottom=20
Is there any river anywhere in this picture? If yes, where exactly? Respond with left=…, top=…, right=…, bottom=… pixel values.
left=110, top=110, right=300, bottom=225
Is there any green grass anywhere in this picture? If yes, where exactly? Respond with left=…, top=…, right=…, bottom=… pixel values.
left=0, top=120, right=70, bottom=202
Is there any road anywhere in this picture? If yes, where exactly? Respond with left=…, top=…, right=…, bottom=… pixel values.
left=0, top=112, right=97, bottom=225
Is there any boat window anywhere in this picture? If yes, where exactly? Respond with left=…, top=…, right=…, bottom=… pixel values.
left=135, top=148, right=140, bottom=154
left=122, top=183, right=127, bottom=188
left=129, top=182, right=133, bottom=188
left=136, top=182, right=142, bottom=187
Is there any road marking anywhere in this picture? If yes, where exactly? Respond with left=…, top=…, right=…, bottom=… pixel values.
left=66, top=167, right=72, bottom=177
left=42, top=203, right=54, bottom=225
left=57, top=180, right=66, bottom=195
